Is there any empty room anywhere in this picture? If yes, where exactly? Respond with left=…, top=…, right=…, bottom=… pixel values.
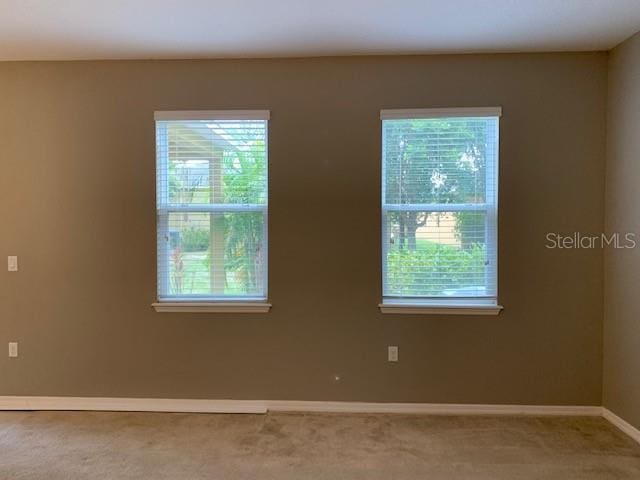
left=1, top=0, right=640, bottom=478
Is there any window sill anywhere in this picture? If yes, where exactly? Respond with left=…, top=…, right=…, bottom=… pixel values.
left=152, top=302, right=272, bottom=313
left=379, top=303, right=503, bottom=315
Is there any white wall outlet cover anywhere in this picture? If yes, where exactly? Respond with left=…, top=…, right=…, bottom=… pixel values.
left=8, top=342, right=18, bottom=357
left=388, top=346, right=398, bottom=362
left=7, top=256, right=18, bottom=271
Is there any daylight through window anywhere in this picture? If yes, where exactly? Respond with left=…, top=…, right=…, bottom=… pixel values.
left=381, top=108, right=500, bottom=307
left=155, top=111, right=269, bottom=302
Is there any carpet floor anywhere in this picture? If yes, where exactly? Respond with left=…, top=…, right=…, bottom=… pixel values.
left=1, top=411, right=640, bottom=479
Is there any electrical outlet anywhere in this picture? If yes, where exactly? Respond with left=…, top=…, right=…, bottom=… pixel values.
left=388, top=346, right=398, bottom=362
left=7, top=256, right=18, bottom=272
left=8, top=342, right=18, bottom=358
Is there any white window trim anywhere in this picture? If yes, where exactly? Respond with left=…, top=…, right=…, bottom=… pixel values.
left=153, top=110, right=270, bottom=313
left=380, top=107, right=502, bottom=315
left=380, top=107, right=502, bottom=120
left=152, top=302, right=272, bottom=313
left=379, top=305, right=503, bottom=315
left=379, top=300, right=503, bottom=316
left=154, top=110, right=270, bottom=121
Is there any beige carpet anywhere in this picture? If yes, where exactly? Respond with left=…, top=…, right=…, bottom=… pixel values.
left=1, top=411, right=640, bottom=479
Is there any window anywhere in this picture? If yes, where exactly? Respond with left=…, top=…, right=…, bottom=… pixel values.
left=380, top=108, right=502, bottom=314
left=153, top=111, right=270, bottom=313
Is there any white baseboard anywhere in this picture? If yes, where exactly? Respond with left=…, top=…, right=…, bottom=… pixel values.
left=0, top=396, right=267, bottom=414
left=3, top=396, right=639, bottom=446
left=0, top=396, right=601, bottom=417
left=268, top=401, right=602, bottom=416
left=603, top=408, right=640, bottom=444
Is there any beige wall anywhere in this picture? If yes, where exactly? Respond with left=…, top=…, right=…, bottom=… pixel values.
left=0, top=54, right=606, bottom=404
left=604, top=31, right=640, bottom=425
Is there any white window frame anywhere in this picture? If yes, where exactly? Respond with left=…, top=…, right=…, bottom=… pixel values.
left=152, top=110, right=271, bottom=313
left=379, top=107, right=503, bottom=315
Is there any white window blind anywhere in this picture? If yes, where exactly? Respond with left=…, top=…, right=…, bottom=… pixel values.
left=155, top=110, right=269, bottom=302
left=381, top=108, right=500, bottom=307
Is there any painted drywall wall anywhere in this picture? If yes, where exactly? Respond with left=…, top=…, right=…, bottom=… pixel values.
left=604, top=31, right=640, bottom=426
left=0, top=54, right=606, bottom=404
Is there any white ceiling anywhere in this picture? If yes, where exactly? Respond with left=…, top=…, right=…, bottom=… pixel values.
left=1, top=0, right=639, bottom=61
